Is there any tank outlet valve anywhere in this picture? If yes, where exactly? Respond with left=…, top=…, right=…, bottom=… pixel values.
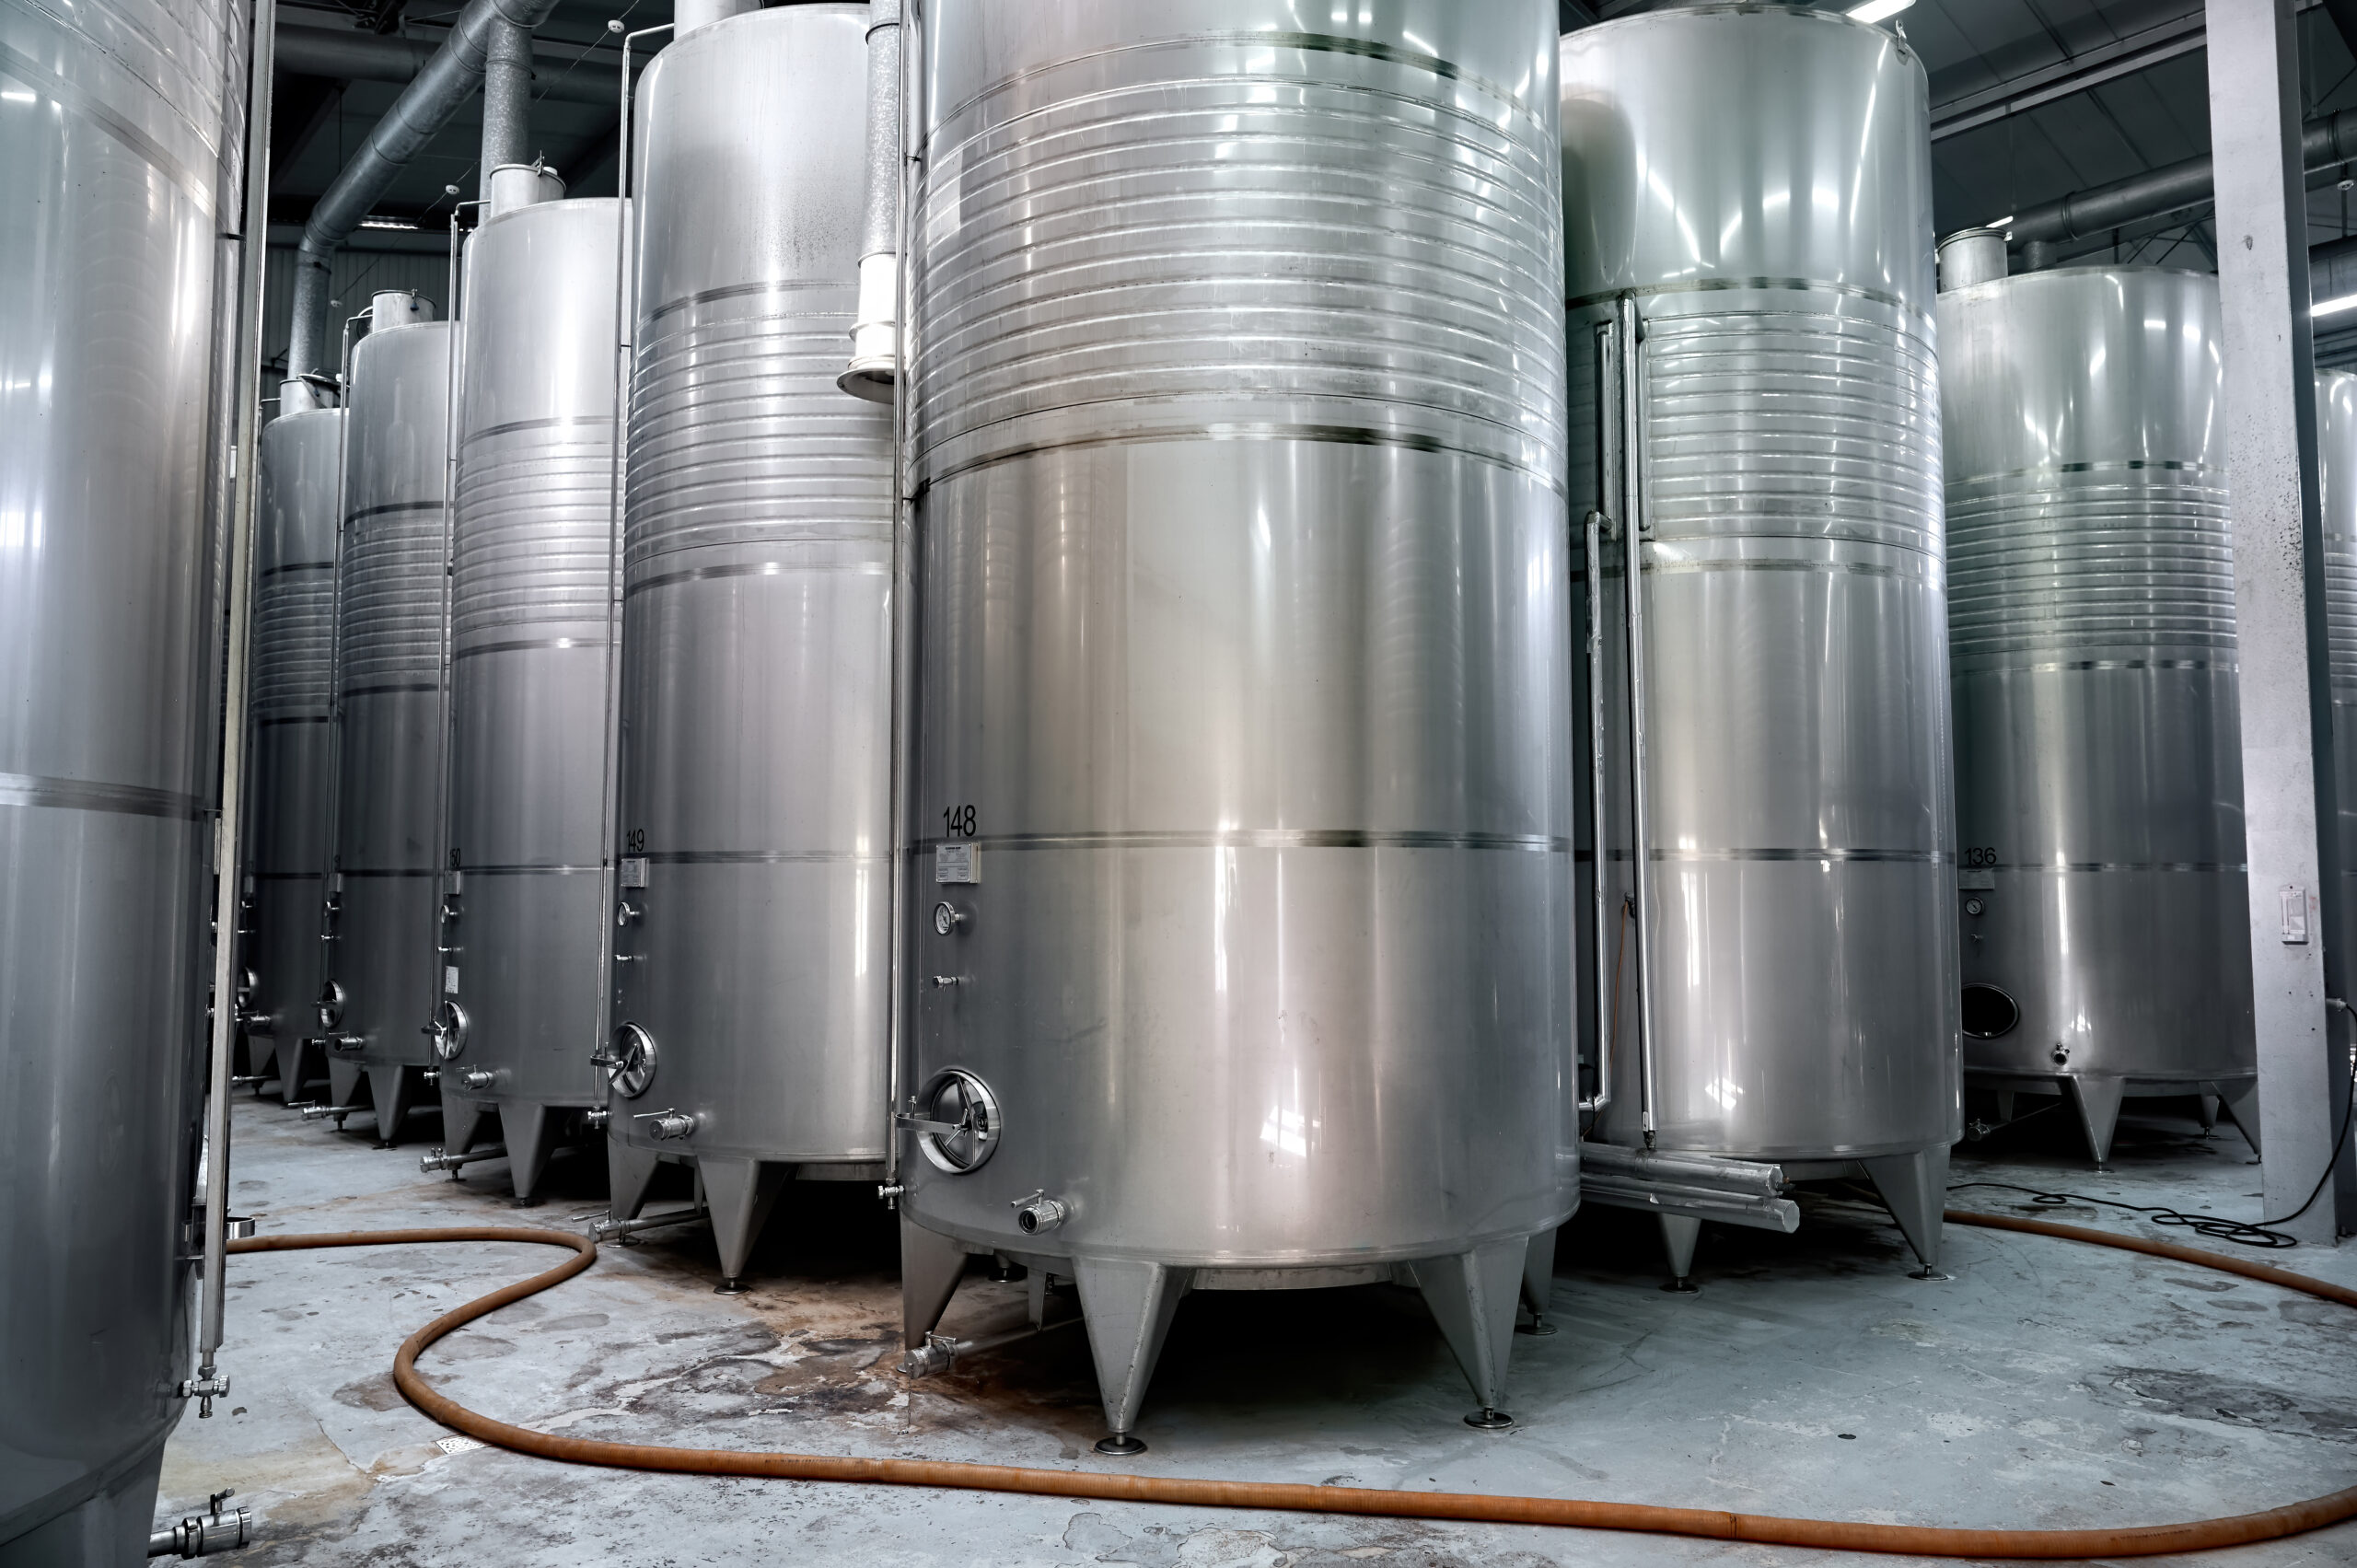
left=930, top=974, right=968, bottom=988
left=638, top=1109, right=697, bottom=1141
left=583, top=1107, right=610, bottom=1130
left=459, top=1068, right=495, bottom=1091
left=877, top=1181, right=905, bottom=1205
left=328, top=1034, right=366, bottom=1055
left=300, top=1101, right=367, bottom=1121
left=176, top=1370, right=230, bottom=1415
left=148, top=1490, right=250, bottom=1558
left=1012, top=1191, right=1067, bottom=1234
left=421, top=1067, right=440, bottom=1087
left=2050, top=1040, right=2071, bottom=1064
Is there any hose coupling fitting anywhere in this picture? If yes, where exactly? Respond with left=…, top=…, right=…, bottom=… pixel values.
left=147, top=1490, right=250, bottom=1558
left=1012, top=1191, right=1068, bottom=1235
left=639, top=1109, right=696, bottom=1141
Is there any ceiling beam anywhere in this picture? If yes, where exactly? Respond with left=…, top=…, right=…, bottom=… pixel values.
left=1932, top=13, right=2206, bottom=141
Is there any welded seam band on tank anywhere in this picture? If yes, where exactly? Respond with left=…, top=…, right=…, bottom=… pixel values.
left=251, top=870, right=325, bottom=880
left=935, top=30, right=1547, bottom=141
left=261, top=562, right=336, bottom=580
left=1951, top=459, right=2220, bottom=486
left=1563, top=275, right=1932, bottom=326
left=460, top=415, right=617, bottom=447
left=256, top=714, right=333, bottom=726
left=345, top=501, right=450, bottom=524
left=917, top=420, right=1565, bottom=498
left=2007, top=658, right=2235, bottom=673
left=454, top=865, right=605, bottom=876
left=343, top=682, right=442, bottom=697
left=625, top=560, right=892, bottom=598
left=1642, top=556, right=1936, bottom=582
left=640, top=850, right=890, bottom=865
left=914, top=830, right=1570, bottom=854
left=1601, top=846, right=1949, bottom=865
left=1980, top=861, right=2248, bottom=874
left=644, top=277, right=857, bottom=327
left=0, top=41, right=216, bottom=214
left=0, top=772, right=209, bottom=820
left=339, top=868, right=440, bottom=877
left=452, top=637, right=603, bottom=660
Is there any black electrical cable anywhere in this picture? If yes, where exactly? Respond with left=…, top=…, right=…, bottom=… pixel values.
left=1948, top=1054, right=2357, bottom=1249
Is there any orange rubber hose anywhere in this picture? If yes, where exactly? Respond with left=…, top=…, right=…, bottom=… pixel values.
left=228, top=1206, right=2357, bottom=1558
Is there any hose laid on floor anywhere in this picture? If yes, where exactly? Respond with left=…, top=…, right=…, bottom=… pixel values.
left=229, top=1208, right=2357, bottom=1559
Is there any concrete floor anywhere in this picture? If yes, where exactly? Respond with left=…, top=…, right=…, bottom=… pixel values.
left=159, top=1092, right=2357, bottom=1566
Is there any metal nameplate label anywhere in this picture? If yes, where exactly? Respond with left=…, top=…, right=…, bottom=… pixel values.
left=445, top=965, right=460, bottom=995
left=620, top=856, right=648, bottom=889
left=1957, top=870, right=1994, bottom=891
left=935, top=842, right=979, bottom=885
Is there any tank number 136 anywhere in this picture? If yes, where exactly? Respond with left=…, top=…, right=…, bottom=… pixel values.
left=1960, top=846, right=1999, bottom=869
left=942, top=804, right=976, bottom=838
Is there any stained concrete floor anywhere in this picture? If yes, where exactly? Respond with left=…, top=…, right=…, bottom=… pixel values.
left=158, top=1091, right=2357, bottom=1566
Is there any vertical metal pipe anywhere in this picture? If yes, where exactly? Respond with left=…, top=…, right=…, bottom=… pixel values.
left=842, top=0, right=902, bottom=399
left=194, top=0, right=279, bottom=1409
left=2207, top=0, right=2349, bottom=1238
left=480, top=17, right=532, bottom=199
left=1613, top=292, right=1660, bottom=1145
left=882, top=0, right=924, bottom=1191
left=1580, top=504, right=1612, bottom=1115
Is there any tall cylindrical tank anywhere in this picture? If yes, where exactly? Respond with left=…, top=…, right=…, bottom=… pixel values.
left=439, top=197, right=623, bottom=1197
left=2321, top=370, right=2357, bottom=1025
left=1942, top=264, right=2254, bottom=1164
left=0, top=0, right=246, bottom=1557
left=604, top=4, right=896, bottom=1278
left=243, top=397, right=345, bottom=1105
left=1562, top=6, right=1958, bottom=1270
left=899, top=0, right=1575, bottom=1447
left=322, top=302, right=454, bottom=1143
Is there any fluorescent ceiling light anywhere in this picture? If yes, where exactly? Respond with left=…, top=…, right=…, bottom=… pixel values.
left=1847, top=0, right=1916, bottom=22
left=357, top=215, right=417, bottom=231
left=1986, top=214, right=2014, bottom=228
left=2316, top=293, right=2357, bottom=319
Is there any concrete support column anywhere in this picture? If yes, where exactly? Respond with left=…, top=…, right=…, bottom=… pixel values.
left=2207, top=0, right=2350, bottom=1242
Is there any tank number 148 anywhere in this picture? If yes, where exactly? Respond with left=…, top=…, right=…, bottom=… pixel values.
left=942, top=804, right=976, bottom=838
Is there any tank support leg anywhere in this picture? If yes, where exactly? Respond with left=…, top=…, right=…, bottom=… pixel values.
left=698, top=1156, right=785, bottom=1285
left=2215, top=1077, right=2262, bottom=1157
left=1409, top=1237, right=1526, bottom=1428
left=366, top=1064, right=416, bottom=1144
left=1993, top=1089, right=2016, bottom=1126
left=500, top=1100, right=555, bottom=1202
left=1658, top=1214, right=1701, bottom=1292
left=1072, top=1256, right=1190, bottom=1454
left=280, top=1035, right=319, bottom=1102
left=2198, top=1088, right=2221, bottom=1132
left=900, top=1218, right=969, bottom=1349
left=326, top=1059, right=364, bottom=1120
left=2064, top=1075, right=2127, bottom=1167
left=606, top=1138, right=663, bottom=1226
left=441, top=1094, right=490, bottom=1162
left=1517, top=1226, right=1558, bottom=1333
left=1863, top=1144, right=1952, bottom=1277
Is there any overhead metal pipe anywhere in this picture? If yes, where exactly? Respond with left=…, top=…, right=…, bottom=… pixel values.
left=273, top=21, right=621, bottom=105
left=286, top=0, right=565, bottom=382
left=2011, top=107, right=2357, bottom=263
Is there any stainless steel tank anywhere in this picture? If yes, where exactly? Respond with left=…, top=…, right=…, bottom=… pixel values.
left=320, top=302, right=454, bottom=1143
left=2321, top=369, right=2357, bottom=1100
left=0, top=0, right=244, bottom=1556
left=438, top=197, right=623, bottom=1198
left=1941, top=262, right=2255, bottom=1165
left=1562, top=5, right=1958, bottom=1279
left=604, top=4, right=897, bottom=1280
left=899, top=0, right=1575, bottom=1451
left=243, top=398, right=344, bottom=1106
